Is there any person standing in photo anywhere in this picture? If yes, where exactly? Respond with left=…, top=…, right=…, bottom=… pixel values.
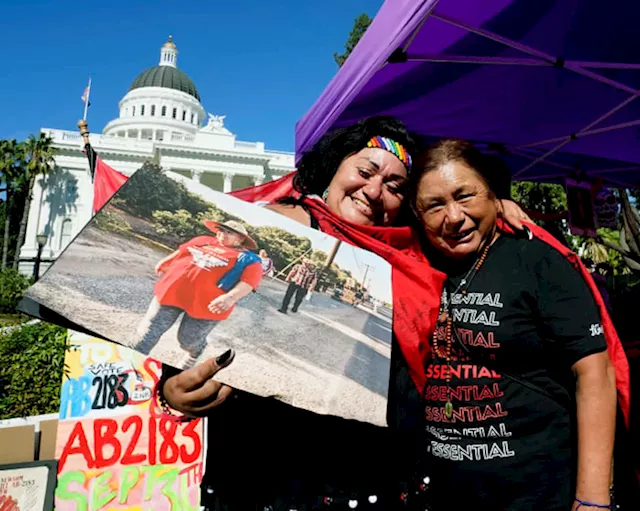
left=259, top=249, right=275, bottom=277
left=277, top=258, right=317, bottom=313
left=133, top=220, right=262, bottom=367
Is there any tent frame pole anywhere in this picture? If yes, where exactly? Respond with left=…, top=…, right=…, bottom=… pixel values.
left=405, top=54, right=640, bottom=70
left=432, top=12, right=639, bottom=95
left=428, top=12, right=640, bottom=178
left=517, top=96, right=638, bottom=149
left=513, top=119, right=640, bottom=177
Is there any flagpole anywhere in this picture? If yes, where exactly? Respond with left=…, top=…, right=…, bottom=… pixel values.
left=78, top=119, right=96, bottom=183
left=83, top=77, right=92, bottom=121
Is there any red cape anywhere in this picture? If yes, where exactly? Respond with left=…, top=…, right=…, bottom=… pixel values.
left=232, top=175, right=632, bottom=428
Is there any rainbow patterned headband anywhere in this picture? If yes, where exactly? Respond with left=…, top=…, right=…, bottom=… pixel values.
left=366, top=136, right=412, bottom=169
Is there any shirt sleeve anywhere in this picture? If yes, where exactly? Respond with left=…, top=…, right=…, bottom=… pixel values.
left=533, top=245, right=607, bottom=367
left=240, top=261, right=263, bottom=290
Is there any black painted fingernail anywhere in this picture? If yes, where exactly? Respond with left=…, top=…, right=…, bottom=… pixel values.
left=216, top=349, right=233, bottom=366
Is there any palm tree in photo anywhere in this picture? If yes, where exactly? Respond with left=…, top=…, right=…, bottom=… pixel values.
left=12, top=133, right=57, bottom=269
left=0, top=139, right=24, bottom=268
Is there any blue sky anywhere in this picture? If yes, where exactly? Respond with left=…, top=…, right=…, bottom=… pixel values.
left=0, top=0, right=381, bottom=152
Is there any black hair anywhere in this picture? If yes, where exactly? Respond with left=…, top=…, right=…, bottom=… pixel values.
left=409, top=138, right=512, bottom=211
left=293, top=116, right=420, bottom=196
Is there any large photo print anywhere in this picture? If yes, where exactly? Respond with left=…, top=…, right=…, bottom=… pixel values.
left=24, top=165, right=394, bottom=426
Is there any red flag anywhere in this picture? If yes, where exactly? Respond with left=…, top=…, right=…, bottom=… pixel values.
left=229, top=172, right=297, bottom=203
left=93, top=156, right=128, bottom=214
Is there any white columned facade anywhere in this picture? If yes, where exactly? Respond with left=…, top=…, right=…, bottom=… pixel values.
left=19, top=37, right=295, bottom=275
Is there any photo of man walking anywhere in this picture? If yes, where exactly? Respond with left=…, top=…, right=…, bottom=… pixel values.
left=278, top=258, right=318, bottom=314
left=133, top=219, right=263, bottom=367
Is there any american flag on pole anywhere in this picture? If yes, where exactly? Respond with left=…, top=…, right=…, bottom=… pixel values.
left=81, top=78, right=91, bottom=119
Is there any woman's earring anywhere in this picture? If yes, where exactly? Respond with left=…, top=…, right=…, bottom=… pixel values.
left=322, top=188, right=329, bottom=201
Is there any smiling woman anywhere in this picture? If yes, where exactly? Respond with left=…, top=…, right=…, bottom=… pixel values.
left=267, top=116, right=418, bottom=227
left=410, top=138, right=621, bottom=511
left=412, top=138, right=501, bottom=261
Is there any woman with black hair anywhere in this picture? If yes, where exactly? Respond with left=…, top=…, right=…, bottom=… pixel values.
left=156, top=117, right=531, bottom=510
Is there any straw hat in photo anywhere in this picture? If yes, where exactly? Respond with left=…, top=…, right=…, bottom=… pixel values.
left=203, top=220, right=258, bottom=250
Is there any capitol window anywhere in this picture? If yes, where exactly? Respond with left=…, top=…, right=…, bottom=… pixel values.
left=172, top=107, right=177, bottom=119
left=151, top=105, right=156, bottom=116
left=190, top=113, right=195, bottom=123
left=162, top=106, right=167, bottom=116
left=182, top=110, right=186, bottom=121
left=132, top=106, right=136, bottom=116
left=60, top=219, right=73, bottom=250
left=141, top=105, right=145, bottom=116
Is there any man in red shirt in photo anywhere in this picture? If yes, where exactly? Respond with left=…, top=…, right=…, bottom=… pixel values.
left=133, top=220, right=263, bottom=368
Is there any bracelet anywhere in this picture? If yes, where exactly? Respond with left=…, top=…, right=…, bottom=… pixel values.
left=574, top=498, right=613, bottom=509
left=154, top=380, right=195, bottom=423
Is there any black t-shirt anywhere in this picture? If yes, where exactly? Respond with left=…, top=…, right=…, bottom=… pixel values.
left=423, top=234, right=607, bottom=510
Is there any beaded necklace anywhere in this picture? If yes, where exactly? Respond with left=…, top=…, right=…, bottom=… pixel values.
left=431, top=241, right=492, bottom=419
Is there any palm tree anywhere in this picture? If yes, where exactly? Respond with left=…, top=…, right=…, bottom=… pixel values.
left=578, top=237, right=610, bottom=266
left=0, top=139, right=24, bottom=268
left=11, top=133, right=57, bottom=269
left=597, top=190, right=640, bottom=272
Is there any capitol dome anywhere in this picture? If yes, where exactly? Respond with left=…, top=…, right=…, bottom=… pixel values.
left=103, top=36, right=206, bottom=141
left=129, top=36, right=200, bottom=101
left=129, top=66, right=200, bottom=101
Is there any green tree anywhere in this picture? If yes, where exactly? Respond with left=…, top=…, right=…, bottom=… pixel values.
left=153, top=209, right=206, bottom=241
left=596, top=190, right=640, bottom=272
left=151, top=206, right=231, bottom=247
left=511, top=181, right=571, bottom=246
left=12, top=133, right=57, bottom=269
left=115, top=163, right=211, bottom=218
left=0, top=322, right=68, bottom=419
left=0, top=267, right=32, bottom=314
left=334, top=13, right=372, bottom=67
left=0, top=139, right=24, bottom=268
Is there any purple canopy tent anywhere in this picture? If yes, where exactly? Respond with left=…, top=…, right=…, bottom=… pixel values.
left=295, top=0, right=640, bottom=188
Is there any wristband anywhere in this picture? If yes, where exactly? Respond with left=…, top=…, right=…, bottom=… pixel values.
left=574, top=498, right=613, bottom=510
left=154, top=380, right=195, bottom=423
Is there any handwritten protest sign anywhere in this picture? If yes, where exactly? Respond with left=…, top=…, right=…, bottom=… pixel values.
left=0, top=461, right=57, bottom=511
left=55, top=333, right=205, bottom=510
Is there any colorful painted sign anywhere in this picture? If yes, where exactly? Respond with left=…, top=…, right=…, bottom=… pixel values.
left=55, top=333, right=205, bottom=510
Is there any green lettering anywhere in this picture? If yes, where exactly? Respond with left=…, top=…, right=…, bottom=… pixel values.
left=55, top=471, right=88, bottom=511
left=141, top=465, right=165, bottom=501
left=157, top=467, right=181, bottom=509
left=91, top=470, right=116, bottom=509
left=141, top=465, right=180, bottom=507
left=180, top=471, right=198, bottom=511
left=119, top=466, right=141, bottom=504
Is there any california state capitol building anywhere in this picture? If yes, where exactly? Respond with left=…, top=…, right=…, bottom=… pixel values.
left=19, top=36, right=295, bottom=274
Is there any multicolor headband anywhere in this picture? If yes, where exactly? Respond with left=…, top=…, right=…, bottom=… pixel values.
left=366, top=136, right=412, bottom=169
